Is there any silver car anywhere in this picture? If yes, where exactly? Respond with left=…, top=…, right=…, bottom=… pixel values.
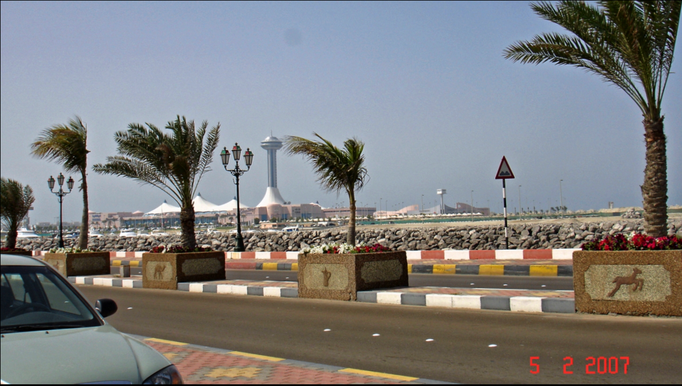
left=0, top=253, right=182, bottom=384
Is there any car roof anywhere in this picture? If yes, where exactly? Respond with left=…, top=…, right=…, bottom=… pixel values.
left=1, top=253, right=46, bottom=267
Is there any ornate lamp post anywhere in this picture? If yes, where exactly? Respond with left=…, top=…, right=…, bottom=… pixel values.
left=48, top=173, right=74, bottom=248
left=221, top=143, right=253, bottom=252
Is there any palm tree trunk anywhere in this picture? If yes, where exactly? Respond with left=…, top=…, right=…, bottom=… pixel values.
left=78, top=171, right=89, bottom=249
left=347, top=191, right=356, bottom=246
left=7, top=223, right=18, bottom=249
left=180, top=203, right=196, bottom=250
left=641, top=117, right=668, bottom=237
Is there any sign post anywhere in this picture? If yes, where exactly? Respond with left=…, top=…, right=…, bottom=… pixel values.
left=495, top=156, right=515, bottom=249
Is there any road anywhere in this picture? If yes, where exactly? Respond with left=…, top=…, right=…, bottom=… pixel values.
left=79, top=285, right=682, bottom=384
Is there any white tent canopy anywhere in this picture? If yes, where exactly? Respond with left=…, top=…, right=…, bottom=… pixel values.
left=215, top=198, right=249, bottom=211
left=192, top=193, right=220, bottom=213
left=145, top=200, right=181, bottom=215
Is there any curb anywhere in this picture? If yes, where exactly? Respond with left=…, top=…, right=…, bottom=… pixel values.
left=35, top=248, right=579, bottom=260
left=109, top=260, right=574, bottom=276
left=71, top=277, right=576, bottom=314
left=409, top=264, right=573, bottom=277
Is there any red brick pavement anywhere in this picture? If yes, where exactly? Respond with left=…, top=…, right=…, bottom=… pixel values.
left=138, top=337, right=434, bottom=384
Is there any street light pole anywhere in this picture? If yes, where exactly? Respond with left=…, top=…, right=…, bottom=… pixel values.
left=518, top=184, right=522, bottom=216
left=471, top=190, right=474, bottom=219
left=221, top=143, right=254, bottom=252
left=48, top=173, right=74, bottom=248
left=559, top=179, right=564, bottom=212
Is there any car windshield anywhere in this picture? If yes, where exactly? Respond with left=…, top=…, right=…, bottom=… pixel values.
left=1, top=265, right=101, bottom=332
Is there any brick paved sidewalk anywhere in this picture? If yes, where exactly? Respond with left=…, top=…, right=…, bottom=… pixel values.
left=131, top=335, right=447, bottom=384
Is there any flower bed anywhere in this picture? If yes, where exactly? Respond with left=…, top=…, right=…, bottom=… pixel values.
left=1, top=247, right=33, bottom=256
left=574, top=233, right=682, bottom=316
left=43, top=248, right=110, bottom=277
left=299, top=243, right=407, bottom=301
left=581, top=233, right=681, bottom=251
left=142, top=245, right=224, bottom=290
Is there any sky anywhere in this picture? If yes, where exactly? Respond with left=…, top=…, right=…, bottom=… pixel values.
left=1, top=1, right=680, bottom=225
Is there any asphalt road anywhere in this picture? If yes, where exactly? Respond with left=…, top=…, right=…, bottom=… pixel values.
left=79, top=285, right=682, bottom=384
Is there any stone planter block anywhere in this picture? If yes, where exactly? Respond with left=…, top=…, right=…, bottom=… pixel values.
left=3, top=251, right=33, bottom=256
left=44, top=252, right=110, bottom=277
left=573, top=250, right=682, bottom=316
left=298, top=251, right=408, bottom=301
left=142, top=252, right=226, bottom=290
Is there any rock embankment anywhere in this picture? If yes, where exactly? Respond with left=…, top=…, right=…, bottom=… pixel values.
left=15, top=219, right=681, bottom=252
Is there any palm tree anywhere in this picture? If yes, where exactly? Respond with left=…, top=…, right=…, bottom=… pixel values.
left=93, top=116, right=220, bottom=249
left=284, top=133, right=368, bottom=245
left=31, top=116, right=91, bottom=248
left=504, top=1, right=680, bottom=237
left=1, top=178, right=36, bottom=249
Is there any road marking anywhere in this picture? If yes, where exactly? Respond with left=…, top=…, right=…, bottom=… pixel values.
left=339, top=368, right=418, bottom=381
left=229, top=351, right=284, bottom=362
left=145, top=338, right=188, bottom=346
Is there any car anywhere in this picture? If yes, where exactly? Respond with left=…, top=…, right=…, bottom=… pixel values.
left=0, top=253, right=182, bottom=384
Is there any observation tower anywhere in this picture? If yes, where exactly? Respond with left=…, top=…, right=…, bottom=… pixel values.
left=256, top=135, right=287, bottom=207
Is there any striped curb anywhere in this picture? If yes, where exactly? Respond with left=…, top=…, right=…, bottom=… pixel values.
left=71, top=277, right=575, bottom=314
left=409, top=264, right=573, bottom=276
left=34, top=248, right=579, bottom=260
left=356, top=292, right=575, bottom=313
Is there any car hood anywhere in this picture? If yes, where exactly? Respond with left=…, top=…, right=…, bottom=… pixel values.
left=0, top=324, right=171, bottom=384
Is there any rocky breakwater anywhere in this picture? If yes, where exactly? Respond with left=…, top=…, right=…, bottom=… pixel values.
left=15, top=218, right=681, bottom=252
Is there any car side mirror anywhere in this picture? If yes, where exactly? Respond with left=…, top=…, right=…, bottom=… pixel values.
left=95, top=298, right=118, bottom=318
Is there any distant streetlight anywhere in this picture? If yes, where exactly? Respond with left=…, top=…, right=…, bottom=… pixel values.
left=559, top=179, right=564, bottom=212
left=48, top=173, right=74, bottom=248
left=471, top=190, right=474, bottom=219
left=221, top=143, right=254, bottom=252
left=518, top=184, right=522, bottom=215
left=421, top=194, right=424, bottom=213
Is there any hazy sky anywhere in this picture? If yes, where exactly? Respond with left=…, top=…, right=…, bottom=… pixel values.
left=2, top=1, right=680, bottom=224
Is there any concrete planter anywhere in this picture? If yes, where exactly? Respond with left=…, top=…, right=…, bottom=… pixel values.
left=298, top=251, right=408, bottom=301
left=44, top=252, right=110, bottom=277
left=142, top=251, right=225, bottom=290
left=573, top=250, right=682, bottom=316
left=2, top=250, right=33, bottom=256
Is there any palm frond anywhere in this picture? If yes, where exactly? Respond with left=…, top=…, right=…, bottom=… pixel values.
left=504, top=0, right=679, bottom=118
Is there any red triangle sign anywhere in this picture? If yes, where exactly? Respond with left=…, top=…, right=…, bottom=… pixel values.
left=495, top=156, right=515, bottom=179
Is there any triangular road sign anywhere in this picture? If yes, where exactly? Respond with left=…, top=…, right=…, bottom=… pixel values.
left=495, top=156, right=515, bottom=179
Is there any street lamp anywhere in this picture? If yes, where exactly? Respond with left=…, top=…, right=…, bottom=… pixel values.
left=48, top=173, right=74, bottom=248
left=470, top=190, right=474, bottom=219
left=221, top=143, right=254, bottom=252
left=559, top=179, right=564, bottom=213
left=518, top=184, right=522, bottom=215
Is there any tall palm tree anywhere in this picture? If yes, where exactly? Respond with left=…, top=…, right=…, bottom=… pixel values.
left=93, top=116, right=220, bottom=250
left=284, top=133, right=368, bottom=245
left=504, top=1, right=680, bottom=237
left=31, top=116, right=90, bottom=248
left=1, top=178, right=36, bottom=249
